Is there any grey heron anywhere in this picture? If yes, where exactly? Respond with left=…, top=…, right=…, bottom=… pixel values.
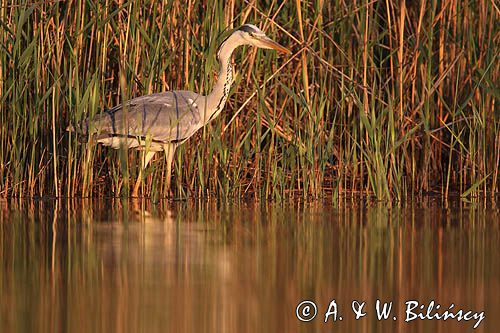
left=70, top=24, right=289, bottom=197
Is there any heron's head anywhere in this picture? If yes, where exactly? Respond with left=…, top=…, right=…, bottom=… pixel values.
left=235, top=24, right=290, bottom=54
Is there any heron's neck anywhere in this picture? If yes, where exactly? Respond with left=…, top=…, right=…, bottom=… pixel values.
left=204, top=35, right=240, bottom=123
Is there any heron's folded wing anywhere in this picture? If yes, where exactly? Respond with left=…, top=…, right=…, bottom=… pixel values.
left=90, top=91, right=205, bottom=142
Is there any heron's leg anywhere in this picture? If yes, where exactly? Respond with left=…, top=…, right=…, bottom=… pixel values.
left=163, top=144, right=176, bottom=197
left=132, top=151, right=156, bottom=197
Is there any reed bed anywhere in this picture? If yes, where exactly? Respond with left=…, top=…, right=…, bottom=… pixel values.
left=0, top=0, right=498, bottom=200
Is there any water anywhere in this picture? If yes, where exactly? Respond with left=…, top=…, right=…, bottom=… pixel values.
left=0, top=199, right=498, bottom=332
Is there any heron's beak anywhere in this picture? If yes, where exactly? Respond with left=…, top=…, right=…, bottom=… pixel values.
left=258, top=36, right=291, bottom=54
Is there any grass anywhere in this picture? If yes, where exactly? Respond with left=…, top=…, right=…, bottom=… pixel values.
left=0, top=0, right=498, bottom=200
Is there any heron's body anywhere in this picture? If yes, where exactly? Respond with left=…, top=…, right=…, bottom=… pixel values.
left=89, top=91, right=205, bottom=150
left=71, top=24, right=289, bottom=197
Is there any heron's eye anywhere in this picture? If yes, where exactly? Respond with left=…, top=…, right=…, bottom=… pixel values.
left=249, top=32, right=255, bottom=38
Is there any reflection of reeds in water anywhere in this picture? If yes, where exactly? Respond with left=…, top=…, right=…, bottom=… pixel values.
left=0, top=1, right=498, bottom=200
left=0, top=200, right=499, bottom=332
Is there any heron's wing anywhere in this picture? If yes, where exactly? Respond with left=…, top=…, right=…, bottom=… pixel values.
left=89, top=91, right=206, bottom=143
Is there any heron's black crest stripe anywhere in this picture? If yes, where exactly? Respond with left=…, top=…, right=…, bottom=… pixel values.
left=238, top=24, right=259, bottom=33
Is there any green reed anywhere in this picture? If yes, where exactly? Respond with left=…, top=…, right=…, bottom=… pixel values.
left=0, top=0, right=498, bottom=200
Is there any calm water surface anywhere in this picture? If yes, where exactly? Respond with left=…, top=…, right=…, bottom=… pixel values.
left=0, top=199, right=499, bottom=333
